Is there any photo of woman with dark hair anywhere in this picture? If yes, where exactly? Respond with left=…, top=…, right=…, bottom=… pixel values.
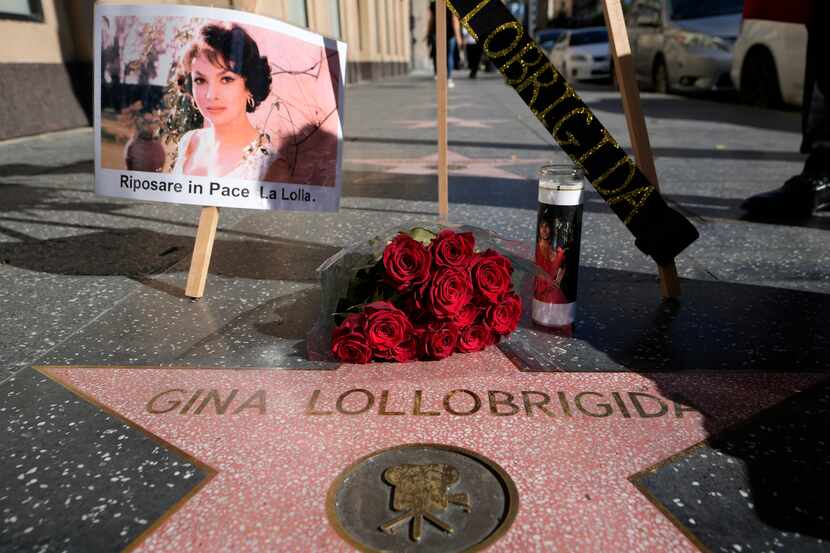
left=534, top=219, right=567, bottom=304
left=173, top=24, right=280, bottom=180
left=98, top=7, right=344, bottom=206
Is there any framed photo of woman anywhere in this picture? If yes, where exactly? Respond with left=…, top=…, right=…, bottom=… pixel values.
left=94, top=4, right=347, bottom=212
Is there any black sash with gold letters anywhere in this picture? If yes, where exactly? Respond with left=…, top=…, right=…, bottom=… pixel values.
left=446, top=0, right=698, bottom=265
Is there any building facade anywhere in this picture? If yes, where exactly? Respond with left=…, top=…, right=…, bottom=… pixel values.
left=0, top=0, right=412, bottom=140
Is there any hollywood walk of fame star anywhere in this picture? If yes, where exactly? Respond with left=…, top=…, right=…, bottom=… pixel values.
left=349, top=149, right=549, bottom=180
left=395, top=117, right=509, bottom=129
left=36, top=350, right=824, bottom=552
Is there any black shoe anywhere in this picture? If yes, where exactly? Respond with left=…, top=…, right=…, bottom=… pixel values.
left=741, top=172, right=830, bottom=218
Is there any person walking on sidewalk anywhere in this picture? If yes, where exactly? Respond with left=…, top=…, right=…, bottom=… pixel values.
left=427, top=0, right=463, bottom=88
left=463, top=27, right=483, bottom=79
left=741, top=0, right=829, bottom=217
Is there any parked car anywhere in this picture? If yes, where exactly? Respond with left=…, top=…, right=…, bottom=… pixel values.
left=548, top=27, right=611, bottom=82
left=627, top=0, right=743, bottom=94
left=730, top=0, right=809, bottom=108
left=536, top=27, right=566, bottom=55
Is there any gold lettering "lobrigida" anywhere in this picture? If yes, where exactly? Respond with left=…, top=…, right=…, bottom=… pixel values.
left=446, top=0, right=656, bottom=224
left=306, top=389, right=696, bottom=419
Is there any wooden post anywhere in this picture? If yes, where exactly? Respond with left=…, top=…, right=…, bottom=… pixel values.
left=436, top=0, right=450, bottom=223
left=602, top=0, right=681, bottom=298
left=185, top=207, right=220, bottom=299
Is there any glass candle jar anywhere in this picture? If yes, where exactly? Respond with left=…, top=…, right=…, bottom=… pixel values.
left=532, top=164, right=585, bottom=327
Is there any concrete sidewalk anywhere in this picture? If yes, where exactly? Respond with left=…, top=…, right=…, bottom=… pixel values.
left=1, top=71, right=829, bottom=552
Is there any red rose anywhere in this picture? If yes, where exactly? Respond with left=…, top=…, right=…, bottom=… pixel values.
left=364, top=301, right=413, bottom=352
left=400, top=290, right=429, bottom=324
left=486, top=292, right=522, bottom=335
left=392, top=335, right=418, bottom=362
left=471, top=250, right=513, bottom=304
left=332, top=312, right=366, bottom=340
left=428, top=267, right=474, bottom=320
left=431, top=229, right=475, bottom=268
left=383, top=233, right=431, bottom=292
left=331, top=332, right=372, bottom=364
left=455, top=302, right=481, bottom=328
left=457, top=323, right=495, bottom=353
left=419, top=322, right=459, bottom=360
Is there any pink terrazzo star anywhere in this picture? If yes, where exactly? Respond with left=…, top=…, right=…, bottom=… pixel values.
left=350, top=149, right=548, bottom=180
left=40, top=354, right=823, bottom=553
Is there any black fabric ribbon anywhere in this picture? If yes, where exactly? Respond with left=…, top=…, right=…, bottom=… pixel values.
left=446, top=0, right=698, bottom=265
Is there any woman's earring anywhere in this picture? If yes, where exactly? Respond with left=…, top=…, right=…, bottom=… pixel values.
left=247, top=96, right=255, bottom=110
left=190, top=96, right=198, bottom=110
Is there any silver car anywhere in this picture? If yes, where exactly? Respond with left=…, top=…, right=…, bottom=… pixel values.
left=627, top=0, right=743, bottom=93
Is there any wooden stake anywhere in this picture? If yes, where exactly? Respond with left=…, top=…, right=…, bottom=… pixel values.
left=602, top=0, right=681, bottom=298
left=436, top=0, right=449, bottom=223
left=185, top=206, right=219, bottom=299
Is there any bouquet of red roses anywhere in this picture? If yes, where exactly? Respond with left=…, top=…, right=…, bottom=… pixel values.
left=330, top=228, right=522, bottom=363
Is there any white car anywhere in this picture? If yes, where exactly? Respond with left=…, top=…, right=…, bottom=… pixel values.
left=627, top=0, right=742, bottom=94
left=730, top=1, right=809, bottom=108
left=549, top=27, right=611, bottom=82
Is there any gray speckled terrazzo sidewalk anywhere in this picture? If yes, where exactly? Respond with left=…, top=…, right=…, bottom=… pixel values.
left=0, top=369, right=210, bottom=552
left=1, top=74, right=828, bottom=377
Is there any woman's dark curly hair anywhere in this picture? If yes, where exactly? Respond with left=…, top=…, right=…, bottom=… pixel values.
left=176, top=24, right=271, bottom=112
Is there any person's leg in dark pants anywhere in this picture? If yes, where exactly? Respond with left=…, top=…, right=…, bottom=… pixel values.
left=742, top=4, right=830, bottom=217
left=447, top=37, right=456, bottom=87
left=467, top=43, right=483, bottom=78
left=801, top=2, right=830, bottom=176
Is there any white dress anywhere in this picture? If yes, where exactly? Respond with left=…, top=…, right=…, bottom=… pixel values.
left=172, top=129, right=279, bottom=181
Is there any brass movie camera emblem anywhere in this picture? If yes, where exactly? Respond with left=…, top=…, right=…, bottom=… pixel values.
left=380, top=463, right=471, bottom=542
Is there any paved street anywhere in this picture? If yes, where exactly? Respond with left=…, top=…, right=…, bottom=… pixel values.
left=1, top=71, right=828, bottom=551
